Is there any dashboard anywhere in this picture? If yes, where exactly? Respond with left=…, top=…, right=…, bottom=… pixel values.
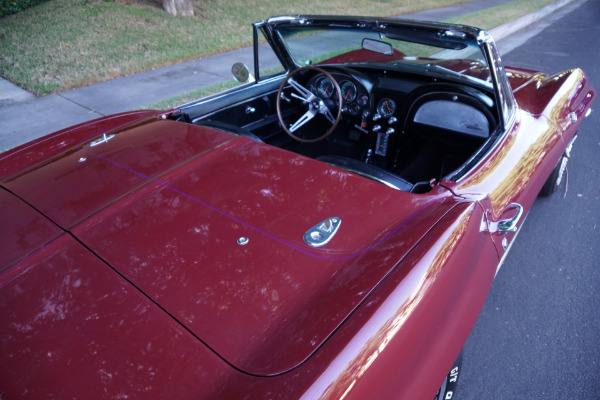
left=305, top=67, right=496, bottom=140
left=190, top=65, right=498, bottom=188
left=305, top=70, right=416, bottom=158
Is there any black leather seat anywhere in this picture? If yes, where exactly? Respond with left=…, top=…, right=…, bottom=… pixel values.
left=317, top=155, right=413, bottom=192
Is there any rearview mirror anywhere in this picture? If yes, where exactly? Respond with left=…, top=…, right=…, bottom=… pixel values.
left=362, top=38, right=393, bottom=56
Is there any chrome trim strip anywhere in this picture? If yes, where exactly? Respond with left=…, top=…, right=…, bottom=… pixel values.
left=512, top=72, right=546, bottom=93
left=339, top=166, right=402, bottom=190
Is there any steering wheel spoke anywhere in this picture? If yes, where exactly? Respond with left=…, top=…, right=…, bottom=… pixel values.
left=276, top=67, right=342, bottom=143
left=288, top=78, right=316, bottom=102
left=320, top=103, right=336, bottom=124
left=290, top=109, right=316, bottom=132
left=290, top=92, right=310, bottom=103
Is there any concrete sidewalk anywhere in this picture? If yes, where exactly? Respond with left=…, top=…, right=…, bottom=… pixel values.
left=0, top=0, right=580, bottom=151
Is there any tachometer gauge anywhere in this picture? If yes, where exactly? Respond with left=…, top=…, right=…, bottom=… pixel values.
left=341, top=81, right=357, bottom=103
left=317, top=78, right=334, bottom=98
left=377, top=98, right=396, bottom=117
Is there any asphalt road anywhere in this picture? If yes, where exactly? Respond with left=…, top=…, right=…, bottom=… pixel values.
left=458, top=1, right=600, bottom=398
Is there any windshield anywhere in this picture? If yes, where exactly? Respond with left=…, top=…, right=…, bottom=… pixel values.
left=276, top=24, right=491, bottom=85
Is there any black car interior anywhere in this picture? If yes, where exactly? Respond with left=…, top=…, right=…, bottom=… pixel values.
left=173, top=65, right=499, bottom=193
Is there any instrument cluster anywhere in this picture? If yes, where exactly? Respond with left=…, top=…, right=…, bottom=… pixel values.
left=310, top=75, right=370, bottom=117
left=307, top=71, right=404, bottom=159
left=309, top=73, right=401, bottom=123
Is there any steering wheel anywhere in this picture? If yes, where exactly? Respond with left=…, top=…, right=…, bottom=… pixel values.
left=276, top=66, right=342, bottom=143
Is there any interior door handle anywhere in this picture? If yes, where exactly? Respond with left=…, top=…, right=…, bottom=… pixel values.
left=498, top=203, right=523, bottom=235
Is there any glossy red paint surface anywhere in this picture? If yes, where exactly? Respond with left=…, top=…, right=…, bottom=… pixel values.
left=30, top=120, right=460, bottom=375
left=73, top=185, right=456, bottom=376
left=0, top=20, right=596, bottom=399
left=1, top=115, right=467, bottom=379
left=298, top=201, right=498, bottom=400
left=167, top=201, right=498, bottom=399
left=511, top=68, right=594, bottom=141
left=321, top=48, right=406, bottom=64
left=445, top=67, right=595, bottom=257
left=0, top=110, right=159, bottom=181
left=0, top=234, right=236, bottom=399
left=0, top=189, right=61, bottom=272
left=2, top=119, right=234, bottom=228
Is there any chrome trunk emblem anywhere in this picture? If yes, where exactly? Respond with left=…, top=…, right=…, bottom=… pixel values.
left=88, top=133, right=115, bottom=147
left=303, top=217, right=341, bottom=247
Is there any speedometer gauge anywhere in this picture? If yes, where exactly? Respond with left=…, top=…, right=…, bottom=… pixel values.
left=317, top=78, right=334, bottom=98
left=341, top=81, right=357, bottom=103
left=377, top=98, right=396, bottom=117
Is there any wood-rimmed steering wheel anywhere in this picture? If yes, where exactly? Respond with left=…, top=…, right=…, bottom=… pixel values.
left=276, top=66, right=342, bottom=143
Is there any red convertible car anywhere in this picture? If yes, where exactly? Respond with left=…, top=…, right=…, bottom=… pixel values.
left=0, top=16, right=595, bottom=399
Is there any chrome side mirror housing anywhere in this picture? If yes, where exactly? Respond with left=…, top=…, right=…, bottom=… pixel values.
left=231, top=62, right=255, bottom=83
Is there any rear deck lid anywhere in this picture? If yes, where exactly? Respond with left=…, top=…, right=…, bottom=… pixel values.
left=3, top=119, right=457, bottom=375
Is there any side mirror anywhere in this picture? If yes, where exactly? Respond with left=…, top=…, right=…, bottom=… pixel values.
left=231, top=62, right=255, bottom=83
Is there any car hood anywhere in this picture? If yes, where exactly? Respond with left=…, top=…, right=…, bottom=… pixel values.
left=1, top=117, right=456, bottom=375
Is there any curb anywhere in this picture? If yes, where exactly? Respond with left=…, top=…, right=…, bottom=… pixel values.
left=0, top=77, right=35, bottom=107
left=489, top=0, right=575, bottom=41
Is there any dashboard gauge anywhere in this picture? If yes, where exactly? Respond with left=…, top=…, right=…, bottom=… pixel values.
left=317, top=77, right=334, bottom=98
left=357, top=94, right=369, bottom=106
left=341, top=81, right=357, bottom=103
left=377, top=98, right=396, bottom=117
left=348, top=104, right=360, bottom=116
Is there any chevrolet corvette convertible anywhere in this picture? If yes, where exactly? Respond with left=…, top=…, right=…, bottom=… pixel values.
left=0, top=15, right=595, bottom=399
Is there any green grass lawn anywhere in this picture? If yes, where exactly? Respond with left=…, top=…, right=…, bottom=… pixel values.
left=0, top=0, right=557, bottom=98
left=1, top=0, right=469, bottom=95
